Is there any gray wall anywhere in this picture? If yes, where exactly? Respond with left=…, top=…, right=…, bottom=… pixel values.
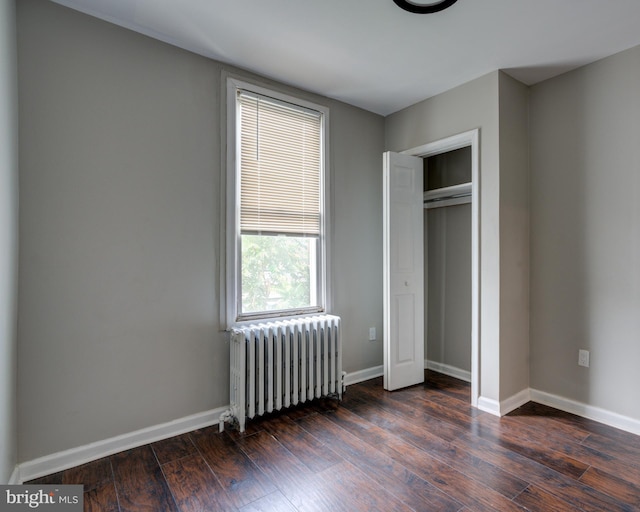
left=331, top=105, right=386, bottom=373
left=425, top=204, right=471, bottom=372
left=0, top=0, right=19, bottom=484
left=385, top=72, right=503, bottom=402
left=530, top=45, right=640, bottom=420
left=386, top=71, right=530, bottom=405
left=498, top=72, right=530, bottom=400
left=424, top=148, right=472, bottom=373
left=16, top=0, right=640, bottom=465
left=17, top=0, right=384, bottom=461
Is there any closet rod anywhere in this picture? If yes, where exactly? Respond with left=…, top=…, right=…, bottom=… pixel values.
left=424, top=195, right=471, bottom=210
left=423, top=181, right=471, bottom=202
left=423, top=181, right=471, bottom=209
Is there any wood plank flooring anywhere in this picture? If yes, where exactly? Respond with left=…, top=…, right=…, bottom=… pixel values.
left=27, top=371, right=640, bottom=511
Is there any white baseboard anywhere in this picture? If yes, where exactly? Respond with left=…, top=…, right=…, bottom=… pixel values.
left=425, top=360, right=471, bottom=383
left=478, top=388, right=531, bottom=417
left=530, top=389, right=640, bottom=436
left=477, top=396, right=500, bottom=415
left=501, top=388, right=531, bottom=416
left=344, top=365, right=383, bottom=386
left=16, top=381, right=639, bottom=484
left=17, top=405, right=228, bottom=483
left=8, top=465, right=21, bottom=485
left=479, top=388, right=640, bottom=436
left=16, top=366, right=384, bottom=484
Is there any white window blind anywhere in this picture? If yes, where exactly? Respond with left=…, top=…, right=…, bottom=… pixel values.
left=238, top=91, right=322, bottom=236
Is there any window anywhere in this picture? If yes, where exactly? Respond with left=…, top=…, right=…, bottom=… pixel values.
left=226, top=78, right=329, bottom=324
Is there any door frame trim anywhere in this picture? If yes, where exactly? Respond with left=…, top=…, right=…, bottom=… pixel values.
left=402, top=128, right=480, bottom=407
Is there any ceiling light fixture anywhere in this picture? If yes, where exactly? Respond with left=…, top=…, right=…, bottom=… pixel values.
left=393, top=0, right=458, bottom=14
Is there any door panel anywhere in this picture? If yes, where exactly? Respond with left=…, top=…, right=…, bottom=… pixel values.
left=383, top=151, right=424, bottom=391
left=392, top=204, right=415, bottom=271
left=394, top=294, right=416, bottom=362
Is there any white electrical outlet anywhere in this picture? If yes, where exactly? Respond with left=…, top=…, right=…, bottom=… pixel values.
left=369, top=327, right=376, bottom=341
left=578, top=349, right=590, bottom=367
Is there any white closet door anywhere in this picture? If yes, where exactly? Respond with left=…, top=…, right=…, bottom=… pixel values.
left=383, top=151, right=424, bottom=391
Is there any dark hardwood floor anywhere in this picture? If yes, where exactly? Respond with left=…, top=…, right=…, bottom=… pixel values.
left=28, top=371, right=640, bottom=511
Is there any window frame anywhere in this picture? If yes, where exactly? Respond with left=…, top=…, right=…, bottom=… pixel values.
left=225, top=77, right=331, bottom=326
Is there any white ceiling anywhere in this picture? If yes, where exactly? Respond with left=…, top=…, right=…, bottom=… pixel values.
left=51, top=0, right=640, bottom=116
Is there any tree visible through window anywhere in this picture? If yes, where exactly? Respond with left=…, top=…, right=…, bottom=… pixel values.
left=241, top=235, right=315, bottom=313
left=228, top=80, right=328, bottom=322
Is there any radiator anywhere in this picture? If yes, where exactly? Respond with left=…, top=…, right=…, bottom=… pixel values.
left=220, top=314, right=344, bottom=432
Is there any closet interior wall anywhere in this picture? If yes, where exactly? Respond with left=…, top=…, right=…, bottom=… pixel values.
left=424, top=147, right=472, bottom=378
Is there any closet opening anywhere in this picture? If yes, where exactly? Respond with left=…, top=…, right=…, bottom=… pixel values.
left=401, top=129, right=479, bottom=407
left=423, top=147, right=472, bottom=384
